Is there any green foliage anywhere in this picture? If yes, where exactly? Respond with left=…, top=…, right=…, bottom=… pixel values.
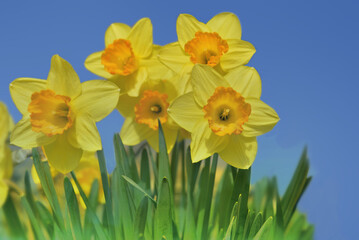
left=0, top=125, right=314, bottom=239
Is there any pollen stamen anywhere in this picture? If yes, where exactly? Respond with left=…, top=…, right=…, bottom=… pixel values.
left=203, top=87, right=251, bottom=136
left=184, top=32, right=229, bottom=67
left=135, top=91, right=169, bottom=130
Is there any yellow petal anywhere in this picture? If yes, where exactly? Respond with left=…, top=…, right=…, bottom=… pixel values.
left=242, top=98, right=279, bottom=137
left=10, top=117, right=56, bottom=149
left=170, top=65, right=192, bottom=95
left=117, top=94, right=138, bottom=118
left=168, top=92, right=203, bottom=132
left=72, top=80, right=119, bottom=122
left=128, top=18, right=153, bottom=58
left=9, top=78, right=47, bottom=115
left=105, top=23, right=131, bottom=46
left=141, top=45, right=175, bottom=80
left=225, top=66, right=262, bottom=98
left=44, top=133, right=83, bottom=174
left=47, top=55, right=81, bottom=98
left=191, top=64, right=229, bottom=106
left=147, top=124, right=178, bottom=153
left=0, top=103, right=13, bottom=143
left=190, top=120, right=229, bottom=162
left=0, top=180, right=9, bottom=207
left=124, top=67, right=148, bottom=97
left=84, top=51, right=113, bottom=79
left=207, top=12, right=242, bottom=40
left=120, top=118, right=154, bottom=146
left=67, top=114, right=102, bottom=152
left=177, top=14, right=210, bottom=49
left=219, top=135, right=257, bottom=169
left=0, top=146, right=12, bottom=179
left=220, top=40, right=256, bottom=71
left=158, top=42, right=190, bottom=73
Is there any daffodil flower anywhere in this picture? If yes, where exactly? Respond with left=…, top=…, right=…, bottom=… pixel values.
left=117, top=79, right=179, bottom=152
left=168, top=65, right=279, bottom=169
left=0, top=102, right=14, bottom=207
left=10, top=55, right=119, bottom=173
left=158, top=12, right=256, bottom=94
left=85, top=18, right=173, bottom=97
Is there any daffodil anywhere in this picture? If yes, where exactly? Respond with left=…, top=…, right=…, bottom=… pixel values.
left=158, top=12, right=256, bottom=94
left=0, top=102, right=14, bottom=207
left=117, top=79, right=179, bottom=152
left=168, top=65, right=279, bottom=169
left=10, top=55, right=119, bottom=174
left=85, top=18, right=173, bottom=97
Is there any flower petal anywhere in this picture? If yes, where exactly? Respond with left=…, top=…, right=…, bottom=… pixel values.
left=84, top=51, right=113, bottom=79
left=44, top=133, right=83, bottom=174
left=147, top=124, right=178, bottom=153
left=207, top=12, right=242, bottom=40
left=9, top=78, right=47, bottom=115
left=67, top=113, right=102, bottom=152
left=117, top=94, right=138, bottom=118
left=219, top=135, right=257, bottom=169
left=190, top=120, right=229, bottom=162
left=10, top=117, right=56, bottom=149
left=225, top=66, right=261, bottom=98
left=168, top=92, right=203, bottom=132
left=140, top=45, right=175, bottom=80
left=177, top=14, right=210, bottom=49
left=120, top=118, right=154, bottom=146
left=47, top=55, right=81, bottom=98
left=105, top=23, right=131, bottom=46
left=123, top=67, right=148, bottom=97
left=0, top=103, right=13, bottom=143
left=220, top=40, right=256, bottom=71
left=0, top=180, right=9, bottom=207
left=242, top=98, right=279, bottom=137
left=191, top=64, right=229, bottom=106
left=0, top=146, right=12, bottom=179
left=158, top=42, right=190, bottom=73
left=128, top=18, right=153, bottom=58
left=72, top=80, right=119, bottom=122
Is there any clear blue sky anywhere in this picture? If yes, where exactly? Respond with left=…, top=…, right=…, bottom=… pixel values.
left=1, top=0, right=358, bottom=239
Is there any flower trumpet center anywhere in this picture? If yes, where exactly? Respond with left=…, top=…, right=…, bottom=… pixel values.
left=203, top=87, right=251, bottom=136
left=28, top=89, right=72, bottom=137
left=135, top=90, right=169, bottom=130
left=184, top=31, right=229, bottom=67
left=101, top=39, right=138, bottom=76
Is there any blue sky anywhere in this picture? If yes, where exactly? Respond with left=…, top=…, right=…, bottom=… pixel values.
left=1, top=0, right=358, bottom=239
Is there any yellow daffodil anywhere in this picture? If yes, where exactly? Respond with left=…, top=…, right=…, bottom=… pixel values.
left=10, top=55, right=119, bottom=174
left=72, top=152, right=105, bottom=206
left=0, top=102, right=14, bottom=207
left=168, top=65, right=279, bottom=169
left=117, top=79, right=179, bottom=152
left=85, top=18, right=173, bottom=97
left=158, top=12, right=256, bottom=94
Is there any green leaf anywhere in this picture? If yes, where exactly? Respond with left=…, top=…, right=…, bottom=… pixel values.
left=71, top=171, right=109, bottom=240
left=2, top=194, right=26, bottom=239
left=32, top=148, right=65, bottom=231
left=253, top=217, right=273, bottom=240
left=157, top=121, right=173, bottom=193
left=83, top=180, right=99, bottom=240
left=140, top=148, right=151, bottom=190
left=248, top=212, right=263, bottom=239
left=155, top=177, right=173, bottom=240
left=21, top=196, right=46, bottom=240
left=122, top=175, right=157, bottom=205
left=282, top=148, right=310, bottom=227
left=64, top=177, right=83, bottom=240
left=36, top=201, right=54, bottom=238
left=134, top=197, right=148, bottom=239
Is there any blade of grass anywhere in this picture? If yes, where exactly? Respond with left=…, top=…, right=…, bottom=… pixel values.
left=64, top=177, right=83, bottom=240
left=97, top=150, right=116, bottom=240
left=2, top=194, right=26, bottom=239
left=154, top=177, right=173, bottom=240
left=21, top=196, right=46, bottom=240
left=71, top=171, right=109, bottom=240
left=36, top=201, right=54, bottom=238
left=253, top=217, right=273, bottom=240
left=134, top=197, right=148, bottom=239
left=122, top=175, right=157, bottom=205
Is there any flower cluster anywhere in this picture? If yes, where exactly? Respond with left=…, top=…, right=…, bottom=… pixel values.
left=9, top=12, right=279, bottom=174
